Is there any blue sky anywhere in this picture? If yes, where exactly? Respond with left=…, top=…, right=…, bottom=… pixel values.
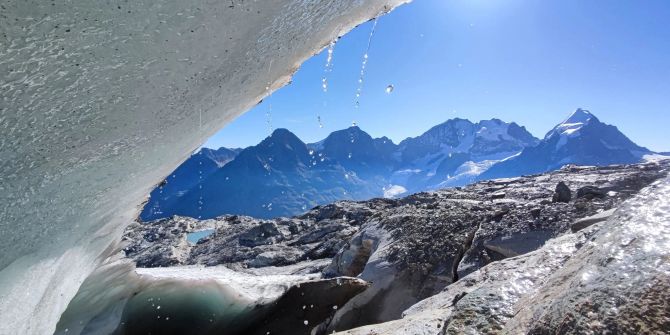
left=204, top=0, right=670, bottom=151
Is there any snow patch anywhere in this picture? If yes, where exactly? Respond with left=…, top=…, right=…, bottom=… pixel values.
left=475, top=120, right=511, bottom=142
left=643, top=153, right=670, bottom=162
left=383, top=185, right=408, bottom=198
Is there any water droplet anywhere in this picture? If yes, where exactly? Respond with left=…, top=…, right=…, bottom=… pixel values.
left=385, top=85, right=394, bottom=94
left=321, top=41, right=336, bottom=93
left=353, top=19, right=378, bottom=110
left=348, top=153, right=352, bottom=159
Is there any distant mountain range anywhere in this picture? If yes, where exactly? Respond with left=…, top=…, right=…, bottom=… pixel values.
left=141, top=109, right=664, bottom=220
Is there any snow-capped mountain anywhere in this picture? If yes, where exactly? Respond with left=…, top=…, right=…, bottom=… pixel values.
left=479, top=109, right=651, bottom=180
left=393, top=118, right=539, bottom=192
left=141, top=110, right=653, bottom=220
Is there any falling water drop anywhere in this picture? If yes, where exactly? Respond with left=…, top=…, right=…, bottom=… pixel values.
left=317, top=41, right=336, bottom=130
left=354, top=18, right=378, bottom=110
left=322, top=41, right=336, bottom=93
left=197, top=108, right=204, bottom=220
left=265, top=103, right=273, bottom=135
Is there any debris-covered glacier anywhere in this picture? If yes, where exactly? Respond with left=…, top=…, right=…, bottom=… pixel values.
left=0, top=1, right=408, bottom=333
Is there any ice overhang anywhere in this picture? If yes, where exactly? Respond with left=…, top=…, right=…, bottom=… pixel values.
left=0, top=0, right=409, bottom=333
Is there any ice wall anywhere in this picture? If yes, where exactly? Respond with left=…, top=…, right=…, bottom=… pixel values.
left=0, top=1, right=408, bottom=333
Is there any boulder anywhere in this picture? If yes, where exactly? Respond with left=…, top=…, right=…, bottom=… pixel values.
left=571, top=208, right=615, bottom=232
left=576, top=185, right=607, bottom=199
left=552, top=181, right=572, bottom=203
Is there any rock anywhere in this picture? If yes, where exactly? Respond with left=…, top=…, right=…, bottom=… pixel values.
left=491, top=191, right=506, bottom=199
left=530, top=207, right=542, bottom=219
left=483, top=230, right=555, bottom=258
left=571, top=208, right=616, bottom=232
left=490, top=206, right=510, bottom=222
left=576, top=185, right=607, bottom=199
left=249, top=249, right=303, bottom=268
left=323, top=232, right=378, bottom=278
left=239, top=222, right=282, bottom=247
left=246, top=277, right=370, bottom=335
left=552, top=181, right=572, bottom=203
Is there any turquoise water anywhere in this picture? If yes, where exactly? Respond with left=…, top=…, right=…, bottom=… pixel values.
left=186, top=229, right=215, bottom=244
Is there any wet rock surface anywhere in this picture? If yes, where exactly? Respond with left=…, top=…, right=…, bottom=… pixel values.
left=122, top=160, right=670, bottom=334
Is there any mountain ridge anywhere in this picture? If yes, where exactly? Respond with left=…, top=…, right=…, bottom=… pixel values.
left=141, top=109, right=659, bottom=220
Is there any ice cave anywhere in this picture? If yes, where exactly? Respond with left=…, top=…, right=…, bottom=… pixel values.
left=2, top=1, right=670, bottom=335
left=0, top=1, right=408, bottom=333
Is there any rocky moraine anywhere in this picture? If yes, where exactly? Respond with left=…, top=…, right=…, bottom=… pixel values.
left=122, top=160, right=670, bottom=334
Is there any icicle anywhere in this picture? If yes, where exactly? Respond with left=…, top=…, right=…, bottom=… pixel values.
left=354, top=18, right=378, bottom=110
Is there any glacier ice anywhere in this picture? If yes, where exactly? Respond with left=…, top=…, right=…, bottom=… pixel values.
left=53, top=258, right=320, bottom=335
left=0, top=0, right=409, bottom=333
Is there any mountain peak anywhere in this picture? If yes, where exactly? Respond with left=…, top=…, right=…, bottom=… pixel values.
left=270, top=128, right=295, bottom=138
left=563, top=108, right=596, bottom=125
left=546, top=109, right=600, bottom=139
left=254, top=128, right=307, bottom=155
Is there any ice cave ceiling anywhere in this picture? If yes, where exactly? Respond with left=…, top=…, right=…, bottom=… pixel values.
left=0, top=0, right=409, bottom=333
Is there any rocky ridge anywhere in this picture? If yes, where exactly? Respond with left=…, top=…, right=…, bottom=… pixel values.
left=122, top=160, right=670, bottom=334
